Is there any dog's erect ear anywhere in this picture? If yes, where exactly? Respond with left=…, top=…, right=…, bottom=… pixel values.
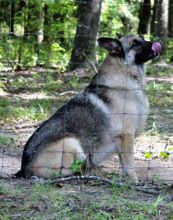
left=98, top=37, right=123, bottom=55
left=139, top=34, right=145, bottom=40
left=116, top=33, right=122, bottom=39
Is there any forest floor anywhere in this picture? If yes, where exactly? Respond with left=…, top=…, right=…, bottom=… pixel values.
left=0, top=65, right=173, bottom=219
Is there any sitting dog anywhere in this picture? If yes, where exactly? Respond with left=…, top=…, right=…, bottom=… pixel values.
left=16, top=35, right=161, bottom=181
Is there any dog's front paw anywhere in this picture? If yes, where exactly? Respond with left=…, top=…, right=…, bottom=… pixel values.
left=122, top=169, right=138, bottom=183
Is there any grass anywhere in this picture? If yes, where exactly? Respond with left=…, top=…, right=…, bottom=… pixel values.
left=0, top=179, right=172, bottom=220
left=0, top=69, right=90, bottom=123
left=0, top=98, right=54, bottom=122
left=0, top=134, right=15, bottom=146
left=146, top=64, right=173, bottom=77
left=147, top=81, right=173, bottom=110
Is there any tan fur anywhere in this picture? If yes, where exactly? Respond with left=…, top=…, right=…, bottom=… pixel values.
left=32, top=138, right=86, bottom=178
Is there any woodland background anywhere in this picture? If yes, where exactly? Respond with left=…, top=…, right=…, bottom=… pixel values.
left=0, top=0, right=172, bottom=71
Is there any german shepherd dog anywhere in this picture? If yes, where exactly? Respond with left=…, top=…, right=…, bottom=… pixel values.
left=16, top=35, right=161, bottom=181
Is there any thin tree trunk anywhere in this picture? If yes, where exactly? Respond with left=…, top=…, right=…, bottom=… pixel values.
left=24, top=0, right=44, bottom=43
left=69, top=0, right=102, bottom=71
left=168, top=0, right=173, bottom=37
left=0, top=0, right=5, bottom=32
left=9, top=0, right=15, bottom=35
left=138, top=0, right=151, bottom=34
left=43, top=3, right=49, bottom=42
left=151, top=0, right=169, bottom=60
left=169, top=0, right=173, bottom=63
left=36, top=2, right=44, bottom=45
left=24, top=1, right=44, bottom=65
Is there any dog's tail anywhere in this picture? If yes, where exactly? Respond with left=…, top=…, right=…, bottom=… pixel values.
left=14, top=169, right=26, bottom=178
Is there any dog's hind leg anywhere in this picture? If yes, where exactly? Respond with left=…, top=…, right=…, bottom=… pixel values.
left=60, top=138, right=86, bottom=176
left=118, top=134, right=138, bottom=182
left=32, top=138, right=86, bottom=178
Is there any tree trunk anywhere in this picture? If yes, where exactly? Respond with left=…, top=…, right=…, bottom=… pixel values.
left=151, top=0, right=169, bottom=60
left=138, top=0, right=151, bottom=34
left=9, top=0, right=15, bottom=35
left=24, top=0, right=44, bottom=44
left=169, top=0, right=173, bottom=63
left=69, top=0, right=102, bottom=71
left=23, top=1, right=44, bottom=66
left=168, top=0, right=173, bottom=37
left=43, top=3, right=50, bottom=42
left=36, top=3, right=44, bottom=45
left=0, top=1, right=4, bottom=31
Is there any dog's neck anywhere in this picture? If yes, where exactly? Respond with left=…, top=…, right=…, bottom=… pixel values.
left=90, top=55, right=146, bottom=90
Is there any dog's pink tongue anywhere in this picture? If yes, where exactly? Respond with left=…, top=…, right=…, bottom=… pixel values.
left=152, top=42, right=161, bottom=54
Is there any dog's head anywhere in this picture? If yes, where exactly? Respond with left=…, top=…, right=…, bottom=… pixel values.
left=98, top=35, right=161, bottom=65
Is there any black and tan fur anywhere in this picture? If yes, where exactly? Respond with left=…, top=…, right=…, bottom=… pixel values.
left=16, top=35, right=161, bottom=181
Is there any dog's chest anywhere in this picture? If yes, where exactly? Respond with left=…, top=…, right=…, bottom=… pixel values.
left=108, top=89, right=149, bottom=135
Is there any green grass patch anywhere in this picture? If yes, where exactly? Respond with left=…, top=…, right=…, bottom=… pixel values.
left=147, top=64, right=173, bottom=77
left=0, top=98, right=55, bottom=122
left=0, top=134, right=15, bottom=146
left=147, top=81, right=173, bottom=109
left=0, top=179, right=172, bottom=220
left=0, top=70, right=91, bottom=122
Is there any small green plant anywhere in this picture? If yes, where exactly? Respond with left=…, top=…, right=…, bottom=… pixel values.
left=150, top=121, right=159, bottom=135
left=51, top=171, right=61, bottom=178
left=151, top=175, right=161, bottom=184
left=149, top=195, right=165, bottom=216
left=144, top=152, right=152, bottom=159
left=166, top=146, right=173, bottom=152
left=160, top=151, right=170, bottom=159
left=70, top=159, right=85, bottom=175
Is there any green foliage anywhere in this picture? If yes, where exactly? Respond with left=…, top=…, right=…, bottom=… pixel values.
left=149, top=195, right=166, bottom=216
left=100, top=0, right=140, bottom=36
left=166, top=146, right=173, bottom=152
left=145, top=151, right=170, bottom=160
left=51, top=171, right=61, bottom=178
left=0, top=97, right=53, bottom=122
left=0, top=134, right=15, bottom=146
left=0, top=1, right=77, bottom=70
left=147, top=80, right=173, bottom=110
left=0, top=0, right=172, bottom=70
left=70, top=159, right=85, bottom=174
left=144, top=152, right=152, bottom=159
left=149, top=121, right=159, bottom=135
left=160, top=151, right=170, bottom=159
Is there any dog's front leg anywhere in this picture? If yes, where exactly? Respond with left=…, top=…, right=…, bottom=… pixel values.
left=118, top=134, right=138, bottom=182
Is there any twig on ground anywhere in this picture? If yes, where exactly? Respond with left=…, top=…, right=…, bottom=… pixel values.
left=31, top=175, right=161, bottom=195
left=58, top=91, right=78, bottom=96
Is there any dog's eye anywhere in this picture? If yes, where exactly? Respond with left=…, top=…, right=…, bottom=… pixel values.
left=132, top=40, right=141, bottom=47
